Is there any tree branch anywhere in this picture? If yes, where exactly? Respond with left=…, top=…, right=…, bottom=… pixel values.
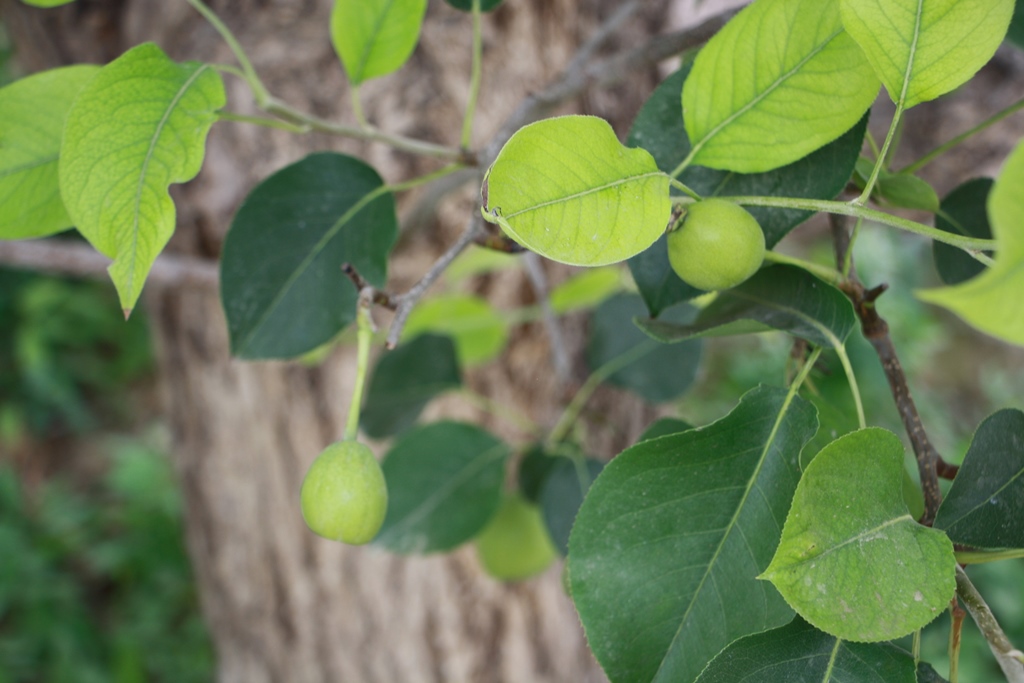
left=956, top=566, right=1024, bottom=683
left=522, top=252, right=572, bottom=385
left=0, top=238, right=219, bottom=288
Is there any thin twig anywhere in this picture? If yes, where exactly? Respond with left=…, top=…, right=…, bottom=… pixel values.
left=386, top=217, right=484, bottom=349
left=830, top=215, right=945, bottom=525
left=482, top=9, right=739, bottom=164
left=956, top=566, right=1024, bottom=683
left=563, top=0, right=648, bottom=75
left=522, top=252, right=572, bottom=385
left=341, top=264, right=397, bottom=310
left=0, top=238, right=219, bottom=288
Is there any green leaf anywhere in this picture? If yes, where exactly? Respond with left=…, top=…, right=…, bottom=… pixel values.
left=933, top=409, right=1024, bottom=549
left=762, top=428, right=956, bottom=642
left=375, top=421, right=508, bottom=554
left=482, top=115, right=671, bottom=267
left=330, top=0, right=427, bottom=84
left=361, top=334, right=461, bottom=439
left=1008, top=1, right=1024, bottom=50
left=627, top=66, right=866, bottom=315
left=637, top=265, right=856, bottom=350
left=587, top=294, right=702, bottom=404
left=917, top=662, right=951, bottom=683
left=638, top=417, right=693, bottom=442
left=444, top=0, right=503, bottom=12
left=444, top=245, right=519, bottom=283
left=917, top=140, right=1024, bottom=345
left=59, top=43, right=224, bottom=314
left=540, top=457, right=603, bottom=556
left=933, top=178, right=993, bottom=285
left=840, top=0, right=1014, bottom=108
left=569, top=385, right=819, bottom=683
left=517, top=444, right=563, bottom=504
left=220, top=152, right=397, bottom=359
left=20, top=0, right=75, bottom=6
left=695, top=618, right=917, bottom=683
left=400, top=294, right=507, bottom=366
left=683, top=0, right=879, bottom=173
left=549, top=267, right=623, bottom=314
left=876, top=173, right=940, bottom=212
left=0, top=65, right=99, bottom=239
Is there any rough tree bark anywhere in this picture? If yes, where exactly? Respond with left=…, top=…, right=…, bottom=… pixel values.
left=1, top=1, right=675, bottom=680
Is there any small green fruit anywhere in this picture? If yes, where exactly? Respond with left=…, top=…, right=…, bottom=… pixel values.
left=475, top=493, right=557, bottom=581
left=300, top=440, right=388, bottom=544
left=667, top=198, right=765, bottom=291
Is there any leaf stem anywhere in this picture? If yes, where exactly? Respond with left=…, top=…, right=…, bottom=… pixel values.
left=902, top=96, right=1024, bottom=174
left=834, top=344, right=866, bottom=430
left=460, top=0, right=483, bottom=150
left=668, top=176, right=701, bottom=200
left=345, top=295, right=374, bottom=441
left=545, top=341, right=658, bottom=449
left=719, top=196, right=997, bottom=252
left=842, top=217, right=863, bottom=278
left=956, top=548, right=1024, bottom=565
left=857, top=101, right=906, bottom=205
left=761, top=251, right=843, bottom=285
left=950, top=597, right=965, bottom=683
left=216, top=110, right=309, bottom=133
left=350, top=86, right=369, bottom=129
left=185, top=0, right=270, bottom=104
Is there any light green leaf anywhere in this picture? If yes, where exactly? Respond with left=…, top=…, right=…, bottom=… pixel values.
left=840, top=0, right=1014, bottom=109
left=570, top=385, right=818, bottom=683
left=917, top=140, right=1024, bottom=345
left=59, top=43, right=224, bottom=314
left=683, top=0, right=879, bottom=173
left=20, top=0, right=75, bottom=6
left=0, top=65, right=98, bottom=240
left=549, top=267, right=623, bottom=314
left=400, top=294, right=507, bottom=366
left=482, top=115, right=671, bottom=267
left=331, top=0, right=427, bottom=85
left=762, top=428, right=956, bottom=642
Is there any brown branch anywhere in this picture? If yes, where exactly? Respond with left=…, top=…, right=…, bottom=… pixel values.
left=341, top=264, right=397, bottom=311
left=0, top=237, right=219, bottom=288
left=830, top=215, right=944, bottom=525
left=956, top=566, right=1024, bottom=682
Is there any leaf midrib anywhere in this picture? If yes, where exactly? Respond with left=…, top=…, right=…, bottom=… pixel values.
left=501, top=172, right=665, bottom=221
left=354, top=0, right=399, bottom=82
left=125, top=64, right=211, bottom=303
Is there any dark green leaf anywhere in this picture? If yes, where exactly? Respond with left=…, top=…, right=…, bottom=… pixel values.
left=375, top=421, right=508, bottom=554
left=627, top=233, right=704, bottom=317
left=444, top=0, right=503, bottom=11
left=518, top=444, right=563, bottom=504
left=220, top=152, right=397, bottom=359
left=637, top=265, right=856, bottom=349
left=877, top=173, right=940, bottom=212
left=587, top=294, right=702, bottom=403
left=570, top=385, right=818, bottom=683
left=540, top=457, right=603, bottom=555
left=934, top=409, right=1024, bottom=549
left=917, top=662, right=950, bottom=683
left=933, top=178, right=993, bottom=285
left=638, top=417, right=693, bottom=442
left=1009, top=0, right=1024, bottom=49
left=696, top=618, right=916, bottom=683
left=361, top=334, right=461, bottom=439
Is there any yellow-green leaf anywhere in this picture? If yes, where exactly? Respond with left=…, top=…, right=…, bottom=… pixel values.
left=482, top=116, right=670, bottom=267
left=840, top=0, right=1015, bottom=108
left=683, top=0, right=879, bottom=173
left=331, top=0, right=427, bottom=85
left=0, top=65, right=99, bottom=239
left=916, top=140, right=1024, bottom=345
left=59, top=43, right=224, bottom=315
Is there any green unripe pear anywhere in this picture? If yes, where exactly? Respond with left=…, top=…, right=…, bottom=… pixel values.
left=667, top=198, right=766, bottom=291
left=300, top=440, right=388, bottom=545
left=475, top=492, right=558, bottom=581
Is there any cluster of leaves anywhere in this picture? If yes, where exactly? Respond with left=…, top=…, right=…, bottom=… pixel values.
left=4, top=0, right=1024, bottom=682
left=0, top=442, right=213, bottom=682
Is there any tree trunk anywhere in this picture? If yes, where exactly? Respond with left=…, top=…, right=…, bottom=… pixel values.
left=2, top=1, right=670, bottom=680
